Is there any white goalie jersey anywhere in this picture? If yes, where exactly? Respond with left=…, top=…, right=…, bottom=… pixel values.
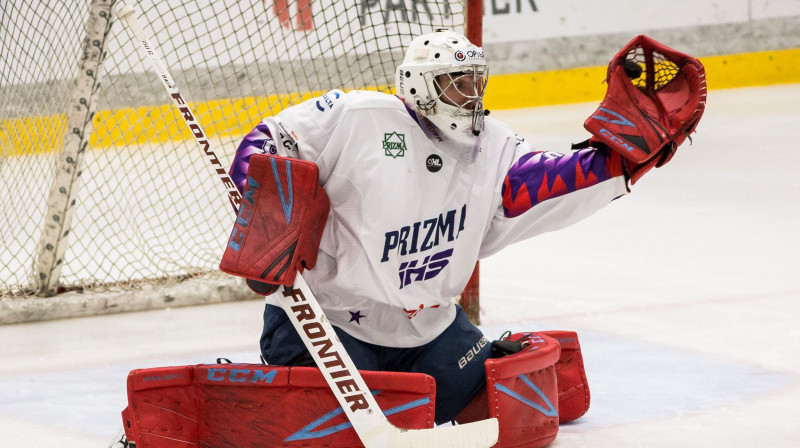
left=231, top=89, right=628, bottom=348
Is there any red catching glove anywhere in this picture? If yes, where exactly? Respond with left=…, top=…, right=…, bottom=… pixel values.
left=220, top=154, right=329, bottom=294
left=583, top=35, right=707, bottom=184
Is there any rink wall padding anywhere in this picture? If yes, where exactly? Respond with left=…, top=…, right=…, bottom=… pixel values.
left=4, top=48, right=798, bottom=156
left=484, top=47, right=800, bottom=110
left=0, top=275, right=259, bottom=325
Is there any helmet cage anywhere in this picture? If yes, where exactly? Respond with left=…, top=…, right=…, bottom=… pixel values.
left=418, top=65, right=487, bottom=113
left=427, top=65, right=488, bottom=136
left=427, top=66, right=487, bottom=113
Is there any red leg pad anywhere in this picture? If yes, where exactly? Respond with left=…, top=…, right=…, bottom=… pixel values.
left=121, top=364, right=435, bottom=447
left=540, top=331, right=591, bottom=423
left=485, top=332, right=561, bottom=448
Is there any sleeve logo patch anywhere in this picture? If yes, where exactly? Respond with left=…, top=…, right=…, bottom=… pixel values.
left=315, top=90, right=341, bottom=112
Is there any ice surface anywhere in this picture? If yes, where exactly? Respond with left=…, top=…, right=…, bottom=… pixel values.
left=1, top=84, right=798, bottom=447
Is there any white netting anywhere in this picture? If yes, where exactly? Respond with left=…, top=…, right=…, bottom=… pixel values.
left=1, top=0, right=466, bottom=299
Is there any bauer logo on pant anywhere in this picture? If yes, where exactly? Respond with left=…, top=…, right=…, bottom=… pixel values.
left=458, top=337, right=488, bottom=369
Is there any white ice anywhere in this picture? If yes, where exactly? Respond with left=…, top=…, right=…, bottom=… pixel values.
left=1, top=84, right=798, bottom=447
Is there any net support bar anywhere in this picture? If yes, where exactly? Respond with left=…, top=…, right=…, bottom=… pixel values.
left=35, top=0, right=117, bottom=296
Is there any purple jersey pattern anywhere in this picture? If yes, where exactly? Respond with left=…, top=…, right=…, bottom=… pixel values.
left=502, top=147, right=625, bottom=218
left=229, top=122, right=275, bottom=194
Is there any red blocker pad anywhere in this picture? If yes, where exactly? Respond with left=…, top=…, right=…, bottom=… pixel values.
left=539, top=331, right=590, bottom=424
left=220, top=154, right=329, bottom=289
left=121, top=363, right=436, bottom=448
left=584, top=34, right=707, bottom=164
left=485, top=332, right=561, bottom=448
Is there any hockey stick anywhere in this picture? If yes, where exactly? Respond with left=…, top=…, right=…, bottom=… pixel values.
left=115, top=5, right=242, bottom=214
left=115, top=4, right=498, bottom=447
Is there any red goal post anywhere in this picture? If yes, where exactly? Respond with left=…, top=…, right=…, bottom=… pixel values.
left=460, top=0, right=483, bottom=324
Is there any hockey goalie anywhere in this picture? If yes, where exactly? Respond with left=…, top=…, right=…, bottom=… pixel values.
left=116, top=32, right=705, bottom=447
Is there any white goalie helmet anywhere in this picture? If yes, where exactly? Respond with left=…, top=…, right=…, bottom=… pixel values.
left=396, top=29, right=488, bottom=163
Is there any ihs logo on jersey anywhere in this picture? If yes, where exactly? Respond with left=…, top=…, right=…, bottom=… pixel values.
left=382, top=132, right=407, bottom=158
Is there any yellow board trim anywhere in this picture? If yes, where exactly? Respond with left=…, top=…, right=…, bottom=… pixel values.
left=2, top=48, right=798, bottom=154
left=484, top=47, right=800, bottom=110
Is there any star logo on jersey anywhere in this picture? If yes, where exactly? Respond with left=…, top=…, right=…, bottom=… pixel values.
left=382, top=132, right=406, bottom=158
left=349, top=310, right=365, bottom=324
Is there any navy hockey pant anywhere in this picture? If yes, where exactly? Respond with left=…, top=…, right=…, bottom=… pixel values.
left=260, top=303, right=490, bottom=424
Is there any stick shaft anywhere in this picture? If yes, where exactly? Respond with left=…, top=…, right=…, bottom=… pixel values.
left=117, top=4, right=242, bottom=211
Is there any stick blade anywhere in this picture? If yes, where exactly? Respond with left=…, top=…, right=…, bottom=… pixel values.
left=381, top=417, right=499, bottom=448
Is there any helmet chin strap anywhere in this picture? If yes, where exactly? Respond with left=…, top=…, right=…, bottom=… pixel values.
left=471, top=100, right=485, bottom=136
left=416, top=98, right=437, bottom=115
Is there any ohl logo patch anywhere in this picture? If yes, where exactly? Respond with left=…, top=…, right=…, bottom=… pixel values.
left=426, top=154, right=442, bottom=172
left=383, top=132, right=407, bottom=158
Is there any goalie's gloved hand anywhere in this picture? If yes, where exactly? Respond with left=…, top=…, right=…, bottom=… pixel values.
left=582, top=35, right=706, bottom=185
left=245, top=279, right=280, bottom=296
left=573, top=137, right=676, bottom=185
left=625, top=141, right=678, bottom=184
left=490, top=339, right=524, bottom=358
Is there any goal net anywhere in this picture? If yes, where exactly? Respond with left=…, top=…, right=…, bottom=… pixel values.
left=0, top=0, right=478, bottom=320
